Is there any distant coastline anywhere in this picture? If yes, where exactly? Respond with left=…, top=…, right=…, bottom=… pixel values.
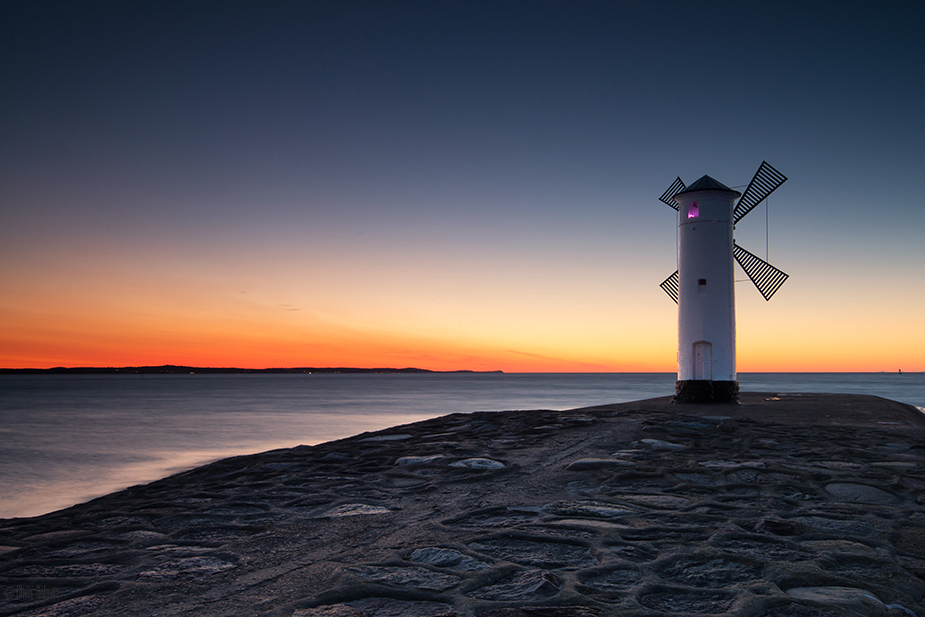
left=0, top=365, right=502, bottom=375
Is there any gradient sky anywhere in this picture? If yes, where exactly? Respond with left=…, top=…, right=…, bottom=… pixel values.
left=2, top=1, right=923, bottom=372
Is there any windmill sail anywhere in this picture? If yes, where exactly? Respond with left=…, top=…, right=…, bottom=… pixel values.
left=659, top=178, right=685, bottom=211
left=660, top=270, right=679, bottom=303
left=733, top=243, right=789, bottom=301
left=733, top=161, right=787, bottom=223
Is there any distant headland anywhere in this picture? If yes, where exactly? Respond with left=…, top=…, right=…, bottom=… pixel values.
left=0, top=365, right=502, bottom=375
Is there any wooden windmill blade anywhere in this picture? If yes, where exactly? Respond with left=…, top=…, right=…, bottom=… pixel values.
left=659, top=178, right=685, bottom=211
left=657, top=179, right=683, bottom=303
left=733, top=243, right=789, bottom=301
left=733, top=161, right=787, bottom=224
left=660, top=271, right=679, bottom=304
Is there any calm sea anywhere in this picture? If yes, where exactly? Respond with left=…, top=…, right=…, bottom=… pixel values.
left=1, top=372, right=922, bottom=519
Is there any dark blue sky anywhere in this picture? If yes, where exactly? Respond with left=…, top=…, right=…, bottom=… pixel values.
left=2, top=1, right=923, bottom=370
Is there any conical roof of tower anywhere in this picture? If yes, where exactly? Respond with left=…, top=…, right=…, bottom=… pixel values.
left=676, top=175, right=741, bottom=198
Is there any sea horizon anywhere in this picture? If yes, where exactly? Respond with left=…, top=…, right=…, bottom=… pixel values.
left=2, top=366, right=921, bottom=373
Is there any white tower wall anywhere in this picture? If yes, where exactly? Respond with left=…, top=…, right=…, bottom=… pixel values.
left=674, top=188, right=738, bottom=384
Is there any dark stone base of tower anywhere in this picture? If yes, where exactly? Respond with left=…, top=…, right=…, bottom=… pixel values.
left=673, top=379, right=740, bottom=404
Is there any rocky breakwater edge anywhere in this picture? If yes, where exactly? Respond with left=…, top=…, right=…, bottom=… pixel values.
left=2, top=393, right=925, bottom=617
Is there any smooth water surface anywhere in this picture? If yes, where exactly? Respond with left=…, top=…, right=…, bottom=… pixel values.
left=1, top=372, right=921, bottom=518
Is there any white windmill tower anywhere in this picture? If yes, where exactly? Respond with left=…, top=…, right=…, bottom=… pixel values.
left=658, top=162, right=789, bottom=403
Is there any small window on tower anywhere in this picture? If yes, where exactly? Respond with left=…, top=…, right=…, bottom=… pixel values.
left=698, top=279, right=707, bottom=286
left=688, top=202, right=699, bottom=219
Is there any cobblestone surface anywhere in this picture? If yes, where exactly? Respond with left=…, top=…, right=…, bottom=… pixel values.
left=1, top=393, right=924, bottom=616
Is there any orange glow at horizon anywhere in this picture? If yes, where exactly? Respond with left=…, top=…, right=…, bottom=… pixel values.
left=2, top=223, right=922, bottom=374
left=0, top=305, right=675, bottom=373
left=4, top=288, right=922, bottom=373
